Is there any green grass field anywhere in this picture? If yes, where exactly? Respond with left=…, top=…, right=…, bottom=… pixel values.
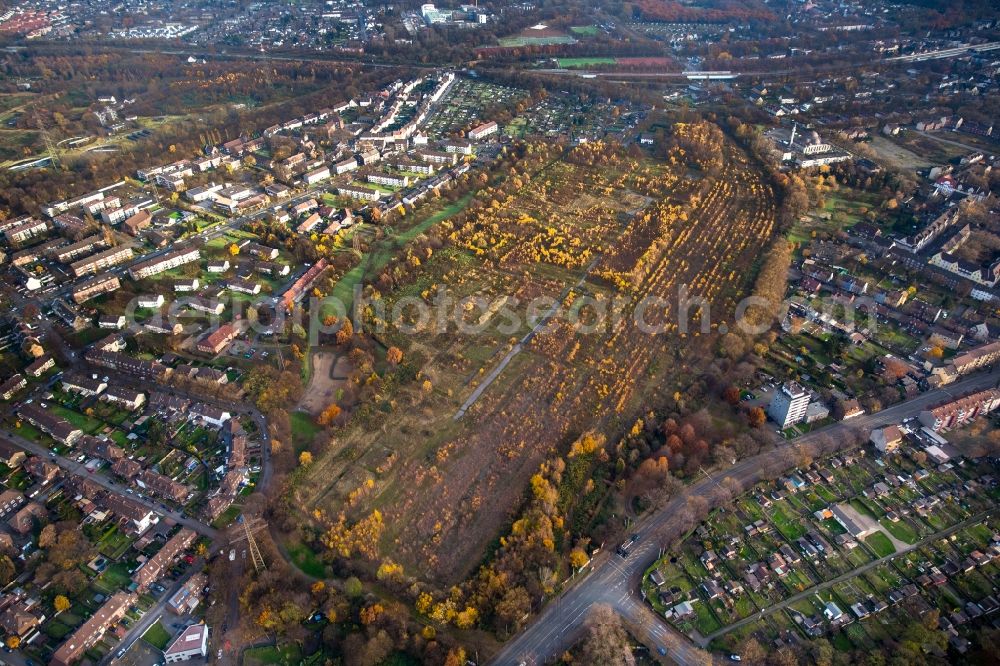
left=290, top=411, right=322, bottom=451
left=287, top=541, right=326, bottom=578
left=880, top=517, right=920, bottom=544
left=143, top=622, right=172, bottom=650
left=864, top=531, right=896, bottom=558
left=557, top=57, right=616, bottom=68
left=499, top=35, right=578, bottom=47
left=570, top=25, right=600, bottom=36
left=244, top=644, right=304, bottom=665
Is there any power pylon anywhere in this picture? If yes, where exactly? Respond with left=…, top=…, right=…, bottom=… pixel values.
left=231, top=515, right=267, bottom=573
left=37, top=116, right=60, bottom=170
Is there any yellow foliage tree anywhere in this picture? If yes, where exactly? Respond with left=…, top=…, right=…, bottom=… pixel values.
left=54, top=595, right=71, bottom=613
left=415, top=592, right=433, bottom=615
left=299, top=451, right=313, bottom=466
left=569, top=548, right=589, bottom=569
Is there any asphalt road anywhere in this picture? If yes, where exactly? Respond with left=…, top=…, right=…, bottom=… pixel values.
left=489, top=367, right=1000, bottom=666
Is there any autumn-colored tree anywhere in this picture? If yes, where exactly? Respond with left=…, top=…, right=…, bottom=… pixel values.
left=298, top=451, right=313, bottom=466
left=415, top=592, right=433, bottom=615
left=310, top=581, right=326, bottom=596
left=454, top=606, right=479, bottom=629
left=444, top=647, right=466, bottom=666
left=54, top=595, right=71, bottom=613
left=569, top=548, right=589, bottom=569
left=421, top=380, right=432, bottom=393
left=722, top=386, right=741, bottom=405
left=228, top=243, right=240, bottom=256
left=317, top=404, right=341, bottom=426
left=5, top=636, right=19, bottom=649
left=747, top=407, right=766, bottom=428
left=335, top=318, right=354, bottom=345
left=386, top=346, right=403, bottom=365
left=360, top=603, right=384, bottom=625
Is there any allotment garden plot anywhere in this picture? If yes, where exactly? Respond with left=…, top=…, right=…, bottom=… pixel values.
left=297, top=135, right=778, bottom=583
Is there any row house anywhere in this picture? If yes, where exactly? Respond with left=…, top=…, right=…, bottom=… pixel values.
left=337, top=184, right=382, bottom=201
left=97, top=314, right=127, bottom=330
left=468, top=120, right=498, bottom=140
left=102, top=386, right=146, bottom=411
left=24, top=456, right=60, bottom=484
left=226, top=279, right=261, bottom=295
left=254, top=261, right=290, bottom=277
left=84, top=349, right=172, bottom=381
left=919, top=389, right=1000, bottom=431
left=72, top=274, right=121, bottom=304
left=280, top=258, right=327, bottom=309
left=297, top=212, right=323, bottom=234
left=51, top=592, right=137, bottom=666
left=104, top=494, right=157, bottom=534
left=61, top=373, right=107, bottom=397
left=25, top=355, right=55, bottom=378
left=417, top=149, right=456, bottom=165
left=17, top=404, right=82, bottom=445
left=953, top=340, right=1000, bottom=374
left=190, top=404, right=231, bottom=428
left=131, top=528, right=196, bottom=591
left=291, top=198, right=318, bottom=216
left=129, top=246, right=200, bottom=280
left=0, top=375, right=26, bottom=401
left=187, top=298, right=225, bottom=316
left=3, top=218, right=48, bottom=246
left=245, top=242, right=279, bottom=260
left=112, top=458, right=141, bottom=479
left=334, top=157, right=358, bottom=174
left=138, top=469, right=189, bottom=503
left=0, top=488, right=24, bottom=515
left=54, top=234, right=107, bottom=264
left=304, top=165, right=331, bottom=185
left=70, top=245, right=134, bottom=278
left=367, top=172, right=410, bottom=188
left=0, top=440, right=26, bottom=469
left=8, top=502, right=46, bottom=534
left=79, top=435, right=125, bottom=461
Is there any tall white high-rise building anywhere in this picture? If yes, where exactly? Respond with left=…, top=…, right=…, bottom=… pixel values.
left=768, top=381, right=810, bottom=429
